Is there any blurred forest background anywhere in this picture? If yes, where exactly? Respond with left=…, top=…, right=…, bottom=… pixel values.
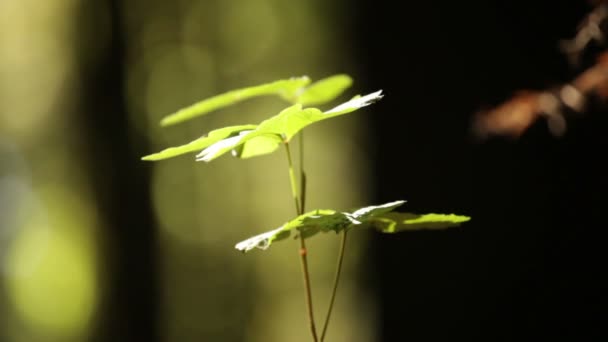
left=0, top=0, right=607, bottom=341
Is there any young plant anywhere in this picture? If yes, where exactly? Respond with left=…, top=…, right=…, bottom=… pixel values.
left=142, top=74, right=470, bottom=341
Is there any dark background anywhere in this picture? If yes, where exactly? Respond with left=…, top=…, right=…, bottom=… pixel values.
left=356, top=1, right=608, bottom=340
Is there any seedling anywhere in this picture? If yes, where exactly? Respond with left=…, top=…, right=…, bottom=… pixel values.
left=143, top=74, right=470, bottom=341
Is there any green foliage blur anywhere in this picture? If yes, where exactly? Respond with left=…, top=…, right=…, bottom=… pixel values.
left=0, top=0, right=378, bottom=341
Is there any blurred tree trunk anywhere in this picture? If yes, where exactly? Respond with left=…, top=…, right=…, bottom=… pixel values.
left=76, top=1, right=159, bottom=341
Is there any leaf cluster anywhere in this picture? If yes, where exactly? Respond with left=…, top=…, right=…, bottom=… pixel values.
left=143, top=75, right=380, bottom=162
left=142, top=74, right=470, bottom=252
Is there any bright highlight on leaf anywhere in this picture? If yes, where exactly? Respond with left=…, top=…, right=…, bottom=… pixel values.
left=324, top=90, right=384, bottom=115
left=347, top=200, right=405, bottom=222
left=234, top=200, right=470, bottom=252
left=159, top=76, right=311, bottom=126
left=141, top=125, right=256, bottom=161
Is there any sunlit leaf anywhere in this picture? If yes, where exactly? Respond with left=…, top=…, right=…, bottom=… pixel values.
left=236, top=201, right=404, bottom=252
left=347, top=200, right=406, bottom=223
left=324, top=90, right=384, bottom=116
left=195, top=131, right=252, bottom=162
left=235, top=201, right=470, bottom=252
left=254, top=104, right=322, bottom=140
left=197, top=90, right=384, bottom=162
left=234, top=227, right=291, bottom=253
left=159, top=76, right=311, bottom=126
left=364, top=212, right=471, bottom=233
left=195, top=130, right=277, bottom=162
left=235, top=209, right=338, bottom=252
left=141, top=125, right=256, bottom=161
left=147, top=89, right=383, bottom=162
left=232, top=135, right=283, bottom=159
left=297, top=74, right=353, bottom=106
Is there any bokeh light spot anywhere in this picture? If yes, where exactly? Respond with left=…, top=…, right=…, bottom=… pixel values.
left=4, top=188, right=98, bottom=340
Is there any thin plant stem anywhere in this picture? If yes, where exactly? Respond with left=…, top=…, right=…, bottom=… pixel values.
left=285, top=142, right=301, bottom=214
left=284, top=141, right=318, bottom=342
left=299, top=132, right=306, bottom=213
left=320, top=230, right=348, bottom=341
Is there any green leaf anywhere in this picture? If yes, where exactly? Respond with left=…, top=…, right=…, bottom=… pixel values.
left=296, top=74, right=353, bottom=106
left=235, top=209, right=338, bottom=252
left=159, top=76, right=311, bottom=126
left=233, top=226, right=292, bottom=253
left=235, top=201, right=470, bottom=253
left=346, top=200, right=406, bottom=223
left=232, top=135, right=283, bottom=159
left=235, top=201, right=404, bottom=252
left=365, top=212, right=471, bottom=233
left=322, top=90, right=383, bottom=117
left=197, top=90, right=384, bottom=162
left=146, top=89, right=383, bottom=163
left=141, top=125, right=256, bottom=161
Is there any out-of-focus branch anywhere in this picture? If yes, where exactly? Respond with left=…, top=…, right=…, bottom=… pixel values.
left=474, top=53, right=608, bottom=139
left=474, top=3, right=608, bottom=140
left=560, top=2, right=608, bottom=66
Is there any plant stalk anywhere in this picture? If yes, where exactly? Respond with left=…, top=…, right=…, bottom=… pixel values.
left=284, top=141, right=318, bottom=342
left=320, top=230, right=348, bottom=341
left=299, top=132, right=306, bottom=213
